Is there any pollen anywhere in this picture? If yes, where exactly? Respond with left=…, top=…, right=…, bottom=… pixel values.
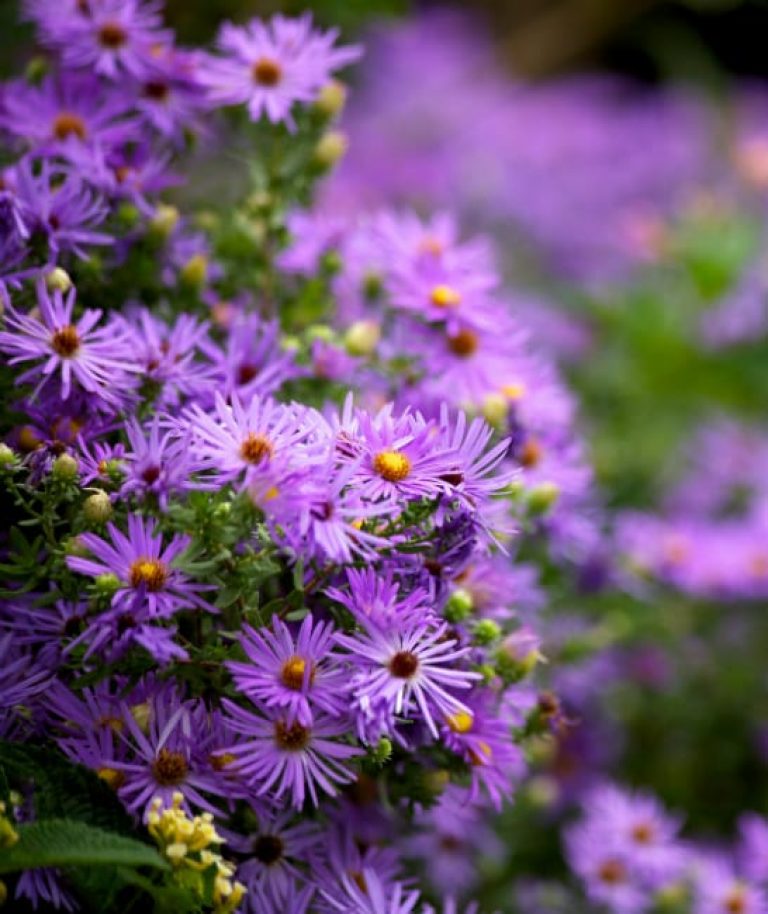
left=430, top=284, right=462, bottom=309
left=445, top=710, right=474, bottom=734
left=280, top=655, right=314, bottom=690
left=373, top=449, right=411, bottom=482
left=597, top=858, right=627, bottom=885
left=252, top=57, right=283, bottom=86
left=240, top=433, right=274, bottom=465
left=52, top=112, right=87, bottom=141
left=274, top=720, right=311, bottom=751
left=447, top=329, right=478, bottom=357
left=151, top=748, right=189, bottom=786
left=129, top=557, right=168, bottom=591
left=97, top=767, right=126, bottom=790
left=388, top=650, right=419, bottom=679
left=98, top=21, right=128, bottom=48
left=51, top=325, right=81, bottom=358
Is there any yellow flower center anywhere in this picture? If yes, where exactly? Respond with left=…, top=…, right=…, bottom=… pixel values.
left=373, top=450, right=411, bottom=482
left=280, top=655, right=314, bottom=690
left=502, top=382, right=527, bottom=401
left=445, top=710, right=474, bottom=734
left=430, top=284, right=462, bottom=309
left=129, top=558, right=168, bottom=592
left=51, top=325, right=81, bottom=358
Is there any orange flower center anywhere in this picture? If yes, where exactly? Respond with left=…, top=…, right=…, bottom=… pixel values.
left=430, top=284, right=461, bottom=309
left=447, top=329, right=478, bottom=357
left=240, top=433, right=274, bottom=465
left=53, top=112, right=87, bottom=141
left=51, top=325, right=81, bottom=358
left=598, top=858, right=627, bottom=885
left=129, top=558, right=168, bottom=592
left=280, top=655, right=314, bottom=690
left=520, top=438, right=543, bottom=469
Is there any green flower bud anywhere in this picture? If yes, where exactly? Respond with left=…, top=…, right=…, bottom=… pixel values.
left=306, top=324, right=335, bottom=343
left=313, top=131, right=348, bottom=170
left=83, top=490, right=113, bottom=524
left=370, top=737, right=392, bottom=765
left=525, top=774, right=559, bottom=809
left=444, top=587, right=474, bottom=623
left=52, top=452, right=79, bottom=481
left=45, top=267, right=73, bottom=294
left=95, top=573, right=121, bottom=596
left=0, top=444, right=17, bottom=468
left=180, top=253, right=208, bottom=288
left=116, top=202, right=140, bottom=228
left=344, top=320, right=381, bottom=357
left=148, top=203, right=180, bottom=240
left=481, top=393, right=508, bottom=428
left=314, top=79, right=347, bottom=119
left=63, top=535, right=89, bottom=557
left=472, top=619, right=501, bottom=646
left=526, top=482, right=560, bottom=515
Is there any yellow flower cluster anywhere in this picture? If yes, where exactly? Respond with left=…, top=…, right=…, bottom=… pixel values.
left=147, top=793, right=245, bottom=914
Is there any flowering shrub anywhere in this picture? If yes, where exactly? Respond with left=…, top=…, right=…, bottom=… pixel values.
left=0, top=2, right=592, bottom=912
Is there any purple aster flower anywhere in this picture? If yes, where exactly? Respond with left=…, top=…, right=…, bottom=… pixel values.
left=317, top=868, right=421, bottom=914
left=324, top=567, right=430, bottom=629
left=120, top=415, right=200, bottom=508
left=15, top=866, right=77, bottom=912
left=221, top=702, right=361, bottom=808
left=0, top=632, right=53, bottom=737
left=693, top=862, right=768, bottom=914
left=738, top=814, right=768, bottom=884
left=5, top=158, right=112, bottom=259
left=0, top=73, right=136, bottom=154
left=278, top=209, right=346, bottom=275
left=185, top=392, right=324, bottom=492
left=227, top=804, right=322, bottom=903
left=200, top=313, right=298, bottom=404
left=133, top=47, right=212, bottom=140
left=117, top=307, right=212, bottom=407
left=228, top=615, right=348, bottom=726
left=334, top=615, right=479, bottom=740
left=66, top=513, right=214, bottom=617
left=35, top=0, right=172, bottom=82
left=202, top=14, right=361, bottom=127
left=0, top=278, right=137, bottom=407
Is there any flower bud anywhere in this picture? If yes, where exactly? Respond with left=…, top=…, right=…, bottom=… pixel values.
left=83, top=490, right=113, bottom=524
left=472, top=618, right=501, bottom=645
left=482, top=393, right=508, bottom=428
left=306, top=324, right=335, bottom=343
left=370, top=737, right=392, bottom=765
left=444, top=588, right=474, bottom=623
left=314, top=79, right=347, bottom=119
left=64, top=535, right=88, bottom=557
left=313, top=131, right=348, bottom=170
left=52, top=452, right=78, bottom=481
left=45, top=267, right=73, bottom=294
left=526, top=774, right=559, bottom=809
left=526, top=481, right=560, bottom=515
left=149, top=203, right=180, bottom=240
left=95, top=573, right=121, bottom=596
left=344, top=320, right=381, bottom=357
left=180, top=253, right=208, bottom=288
left=0, top=444, right=17, bottom=467
left=496, top=626, right=544, bottom=679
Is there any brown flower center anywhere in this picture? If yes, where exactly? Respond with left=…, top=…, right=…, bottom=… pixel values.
left=143, top=81, right=170, bottom=101
left=252, top=57, right=282, bottom=86
left=240, top=433, right=274, bottom=465
left=51, top=325, right=81, bottom=358
left=236, top=362, right=258, bottom=385
left=129, top=558, right=168, bottom=592
left=725, top=887, right=747, bottom=914
left=151, top=748, right=188, bottom=786
left=141, top=465, right=161, bottom=485
left=520, top=437, right=543, bottom=469
left=252, top=834, right=285, bottom=865
left=53, top=112, right=87, bottom=141
left=274, top=720, right=310, bottom=751
left=598, top=858, right=627, bottom=885
left=97, top=766, right=126, bottom=790
left=630, top=821, right=655, bottom=844
left=98, top=21, right=128, bottom=48
left=373, top=450, right=411, bottom=482
left=280, top=655, right=314, bottom=690
left=388, top=650, right=419, bottom=679
left=447, top=329, right=478, bottom=357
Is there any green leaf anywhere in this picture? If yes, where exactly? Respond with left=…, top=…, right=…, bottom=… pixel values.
left=0, top=819, right=168, bottom=874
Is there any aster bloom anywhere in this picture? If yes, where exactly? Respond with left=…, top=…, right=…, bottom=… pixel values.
left=221, top=701, right=361, bottom=808
left=36, top=0, right=172, bottom=81
left=66, top=513, right=214, bottom=617
left=335, top=616, right=480, bottom=739
left=324, top=568, right=430, bottom=629
left=0, top=73, right=137, bottom=154
left=317, top=868, right=421, bottom=914
left=693, top=862, right=768, bottom=914
left=227, top=805, right=322, bottom=903
left=203, top=14, right=361, bottom=127
left=185, top=392, right=324, bottom=492
left=120, top=415, right=201, bottom=507
left=0, top=278, right=137, bottom=406
left=228, top=615, right=348, bottom=726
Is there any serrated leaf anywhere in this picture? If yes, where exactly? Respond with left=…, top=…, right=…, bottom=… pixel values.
left=0, top=820, right=167, bottom=874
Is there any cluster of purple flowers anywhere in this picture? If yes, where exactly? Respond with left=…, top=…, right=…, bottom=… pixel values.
left=565, top=783, right=768, bottom=914
left=0, top=3, right=587, bottom=912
